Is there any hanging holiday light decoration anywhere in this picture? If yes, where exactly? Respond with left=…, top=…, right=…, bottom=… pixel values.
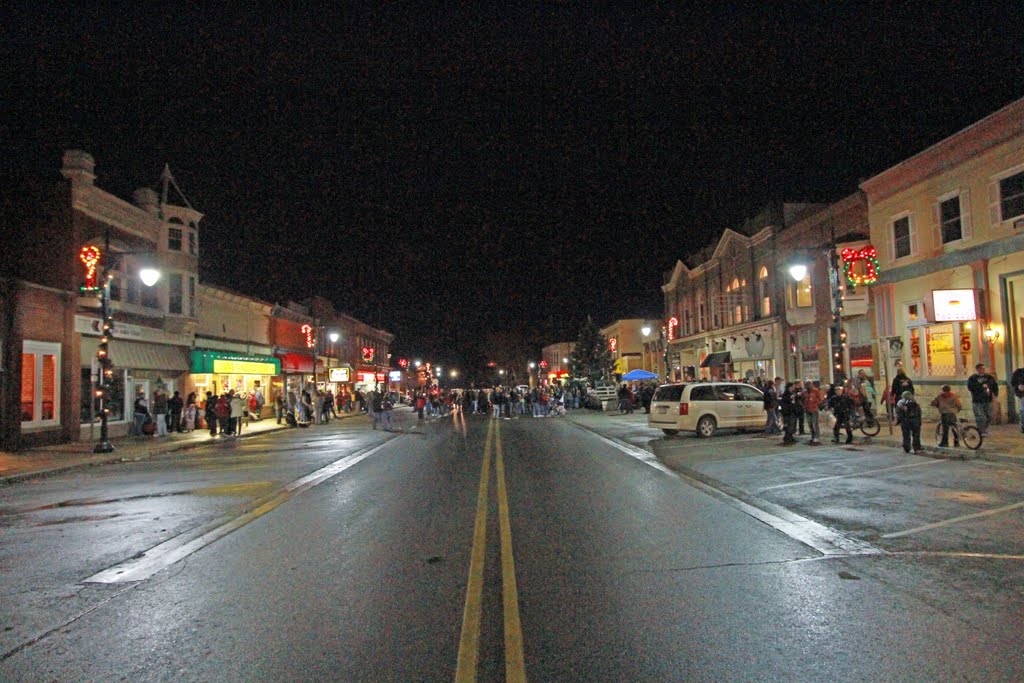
left=840, top=245, right=879, bottom=287
left=667, top=316, right=678, bottom=341
left=609, top=337, right=618, bottom=353
left=301, top=324, right=314, bottom=349
left=362, top=347, right=375, bottom=363
left=80, top=246, right=101, bottom=291
left=398, top=358, right=408, bottom=368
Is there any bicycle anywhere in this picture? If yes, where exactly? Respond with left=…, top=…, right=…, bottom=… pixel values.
left=850, top=411, right=881, bottom=437
left=934, top=417, right=982, bottom=451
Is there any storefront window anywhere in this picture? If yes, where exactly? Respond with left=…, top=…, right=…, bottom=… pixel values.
left=926, top=324, right=956, bottom=376
left=22, top=342, right=60, bottom=427
left=81, top=368, right=125, bottom=423
left=909, top=328, right=921, bottom=374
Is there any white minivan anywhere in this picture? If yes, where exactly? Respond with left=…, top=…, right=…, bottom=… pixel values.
left=648, top=382, right=765, bottom=437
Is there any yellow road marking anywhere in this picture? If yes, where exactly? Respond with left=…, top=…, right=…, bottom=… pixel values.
left=494, top=419, right=527, bottom=682
left=455, top=419, right=493, bottom=682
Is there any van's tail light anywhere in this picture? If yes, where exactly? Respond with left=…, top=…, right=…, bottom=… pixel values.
left=679, top=402, right=689, bottom=416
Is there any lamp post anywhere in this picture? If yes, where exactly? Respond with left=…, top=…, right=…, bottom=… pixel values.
left=788, top=242, right=847, bottom=384
left=88, top=229, right=160, bottom=453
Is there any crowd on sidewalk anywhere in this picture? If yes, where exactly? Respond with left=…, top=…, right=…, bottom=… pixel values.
left=746, top=360, right=1014, bottom=454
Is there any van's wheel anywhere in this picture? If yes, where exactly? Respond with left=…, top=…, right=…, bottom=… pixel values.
left=662, top=429, right=679, bottom=436
left=696, top=416, right=717, bottom=438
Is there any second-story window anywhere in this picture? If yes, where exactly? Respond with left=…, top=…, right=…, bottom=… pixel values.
left=939, top=195, right=963, bottom=244
left=168, top=227, right=183, bottom=252
left=168, top=274, right=183, bottom=314
left=999, top=169, right=1024, bottom=223
left=126, top=263, right=139, bottom=305
left=758, top=267, right=770, bottom=317
left=188, top=276, right=196, bottom=317
left=188, top=229, right=197, bottom=255
left=789, top=272, right=813, bottom=308
left=892, top=215, right=914, bottom=259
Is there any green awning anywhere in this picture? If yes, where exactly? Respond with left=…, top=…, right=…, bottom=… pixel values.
left=190, top=350, right=281, bottom=375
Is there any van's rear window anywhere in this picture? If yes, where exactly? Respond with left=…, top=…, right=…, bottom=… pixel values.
left=653, top=385, right=685, bottom=402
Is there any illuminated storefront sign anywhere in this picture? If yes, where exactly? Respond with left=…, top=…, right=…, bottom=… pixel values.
left=329, top=368, right=351, bottom=382
left=190, top=350, right=282, bottom=375
left=388, top=370, right=403, bottom=382
left=212, top=359, right=278, bottom=375
left=932, top=289, right=978, bottom=322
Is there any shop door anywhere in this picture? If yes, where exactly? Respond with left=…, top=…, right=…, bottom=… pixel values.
left=131, top=379, right=150, bottom=406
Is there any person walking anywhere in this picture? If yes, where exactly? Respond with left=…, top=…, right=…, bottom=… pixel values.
left=216, top=393, right=231, bottom=435
left=780, top=382, right=799, bottom=445
left=830, top=385, right=855, bottom=445
left=803, top=380, right=822, bottom=445
left=967, top=363, right=998, bottom=436
left=230, top=392, right=244, bottom=435
left=762, top=378, right=780, bottom=435
left=896, top=390, right=923, bottom=453
left=275, top=389, right=286, bottom=424
left=168, top=391, right=183, bottom=433
left=931, top=384, right=963, bottom=447
left=153, top=389, right=169, bottom=437
left=131, top=391, right=149, bottom=436
left=1011, top=365, right=1024, bottom=434
left=204, top=391, right=218, bottom=437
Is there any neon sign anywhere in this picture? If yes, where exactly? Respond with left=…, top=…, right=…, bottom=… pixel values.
left=609, top=337, right=618, bottom=353
left=667, top=316, right=678, bottom=341
left=301, top=324, right=314, bottom=348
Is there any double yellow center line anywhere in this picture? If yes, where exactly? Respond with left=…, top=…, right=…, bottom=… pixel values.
left=455, top=419, right=526, bottom=682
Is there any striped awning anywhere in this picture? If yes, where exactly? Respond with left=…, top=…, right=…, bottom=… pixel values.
left=82, top=337, right=189, bottom=372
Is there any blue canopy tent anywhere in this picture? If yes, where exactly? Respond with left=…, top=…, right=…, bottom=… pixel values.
left=621, top=369, right=658, bottom=381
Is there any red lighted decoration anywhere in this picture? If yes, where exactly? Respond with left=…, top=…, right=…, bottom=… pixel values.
left=80, top=246, right=101, bottom=289
left=301, top=324, right=314, bottom=348
left=609, top=337, right=618, bottom=352
left=398, top=358, right=408, bottom=368
left=362, top=347, right=375, bottom=363
left=667, top=316, right=678, bottom=341
left=840, top=245, right=879, bottom=286
left=539, top=360, right=548, bottom=369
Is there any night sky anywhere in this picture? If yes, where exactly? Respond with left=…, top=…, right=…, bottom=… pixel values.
left=4, top=4, right=1023, bottom=374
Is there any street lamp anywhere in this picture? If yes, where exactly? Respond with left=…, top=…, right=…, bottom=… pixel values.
left=641, top=326, right=651, bottom=337
left=329, top=331, right=339, bottom=344
left=87, top=230, right=160, bottom=453
left=788, top=264, right=808, bottom=282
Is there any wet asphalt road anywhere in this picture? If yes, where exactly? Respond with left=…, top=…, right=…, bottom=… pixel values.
left=2, top=408, right=1024, bottom=681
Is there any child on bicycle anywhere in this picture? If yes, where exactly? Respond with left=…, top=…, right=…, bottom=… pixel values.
left=930, top=384, right=963, bottom=447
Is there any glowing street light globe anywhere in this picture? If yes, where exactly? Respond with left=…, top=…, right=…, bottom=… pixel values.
left=139, top=268, right=161, bottom=287
left=641, top=326, right=651, bottom=337
left=788, top=264, right=808, bottom=282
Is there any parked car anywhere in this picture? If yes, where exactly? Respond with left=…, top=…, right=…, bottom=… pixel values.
left=648, top=381, right=765, bottom=437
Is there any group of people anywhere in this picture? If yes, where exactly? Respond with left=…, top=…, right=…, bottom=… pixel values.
left=407, top=386, right=581, bottom=420
left=616, top=383, right=657, bottom=414
left=129, top=389, right=204, bottom=437
left=745, top=361, right=1005, bottom=454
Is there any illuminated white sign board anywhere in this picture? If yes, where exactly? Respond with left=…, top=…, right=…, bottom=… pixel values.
left=932, top=289, right=978, bottom=322
left=329, top=368, right=351, bottom=382
left=388, top=370, right=403, bottom=382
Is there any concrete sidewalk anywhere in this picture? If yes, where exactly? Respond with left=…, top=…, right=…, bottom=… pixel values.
left=0, top=412, right=366, bottom=485
left=860, top=416, right=1024, bottom=464
left=598, top=409, right=1024, bottom=465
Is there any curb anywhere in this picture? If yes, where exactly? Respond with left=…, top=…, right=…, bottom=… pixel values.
left=0, top=414, right=366, bottom=486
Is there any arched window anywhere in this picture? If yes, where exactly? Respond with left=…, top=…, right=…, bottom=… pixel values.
left=758, top=266, right=770, bottom=317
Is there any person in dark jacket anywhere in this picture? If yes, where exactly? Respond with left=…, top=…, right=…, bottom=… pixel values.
left=896, top=390, right=923, bottom=453
left=966, top=363, right=998, bottom=435
left=830, top=386, right=855, bottom=444
left=1011, top=366, right=1024, bottom=434
left=204, top=391, right=218, bottom=437
left=168, top=391, right=183, bottom=433
left=780, top=382, right=800, bottom=445
left=891, top=366, right=914, bottom=399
